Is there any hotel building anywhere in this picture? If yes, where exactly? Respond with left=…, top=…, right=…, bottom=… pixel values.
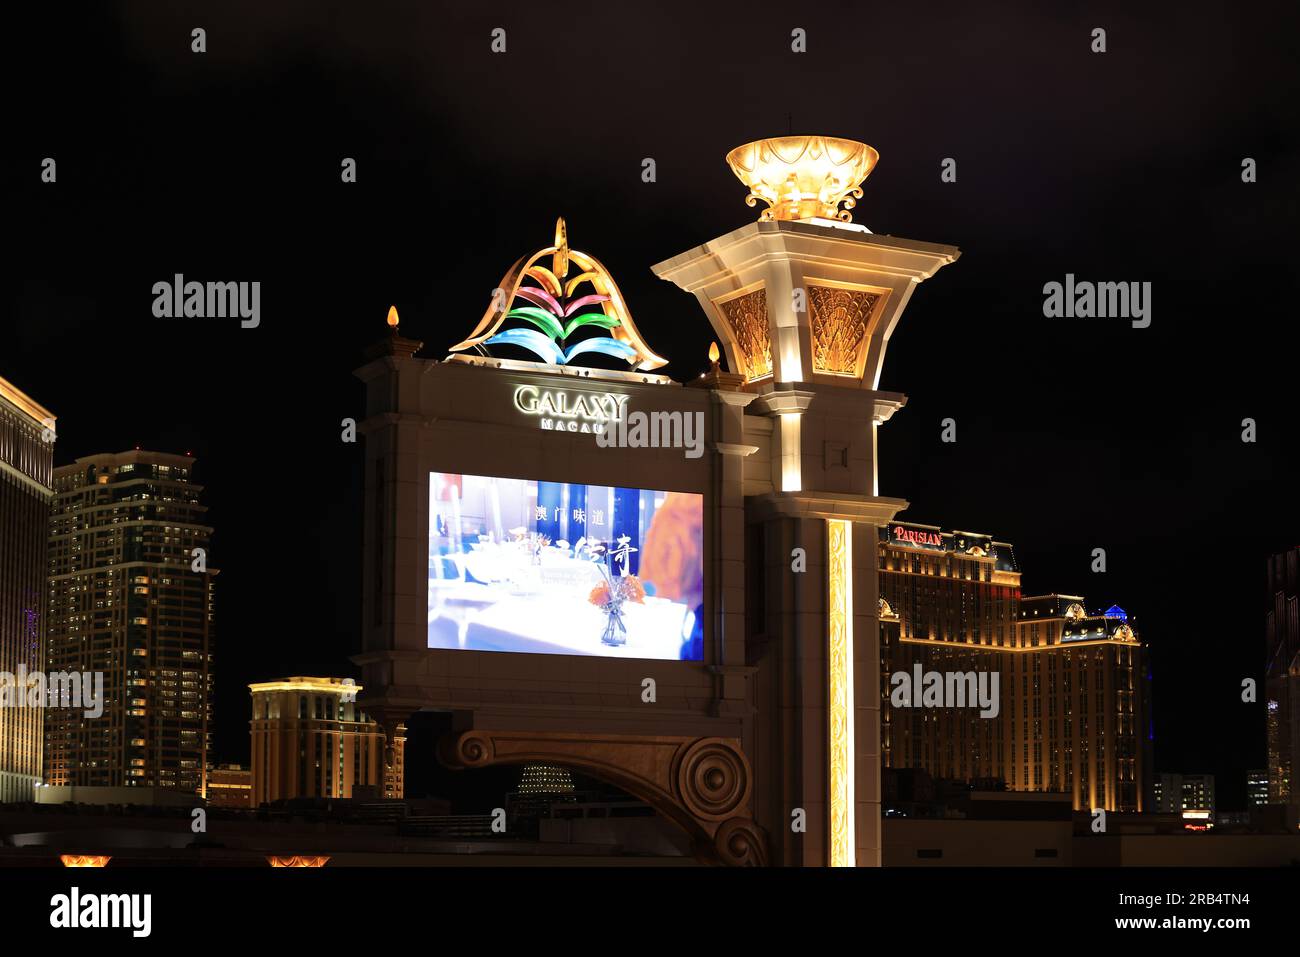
left=1153, top=772, right=1215, bottom=820
left=44, top=451, right=215, bottom=795
left=0, top=376, right=55, bottom=802
left=880, top=522, right=1149, bottom=812
left=249, top=677, right=404, bottom=805
left=1265, top=546, right=1299, bottom=805
left=878, top=523, right=1020, bottom=785
left=1015, top=595, right=1149, bottom=812
left=207, top=763, right=253, bottom=809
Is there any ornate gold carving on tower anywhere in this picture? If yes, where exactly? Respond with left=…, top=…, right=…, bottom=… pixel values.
left=714, top=288, right=772, bottom=381
left=826, top=518, right=854, bottom=867
left=726, top=136, right=879, bottom=223
left=808, top=284, right=883, bottom=377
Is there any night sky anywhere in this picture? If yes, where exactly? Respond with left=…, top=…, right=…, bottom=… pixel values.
left=8, top=2, right=1298, bottom=810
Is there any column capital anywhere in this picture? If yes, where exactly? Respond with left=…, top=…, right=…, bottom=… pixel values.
left=750, top=387, right=816, bottom=417
left=747, top=491, right=908, bottom=526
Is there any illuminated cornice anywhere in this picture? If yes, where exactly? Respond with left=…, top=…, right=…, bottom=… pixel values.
left=898, top=636, right=1142, bottom=652
left=443, top=353, right=674, bottom=386
left=747, top=490, right=908, bottom=525
left=0, top=374, right=54, bottom=426
left=249, top=677, right=362, bottom=696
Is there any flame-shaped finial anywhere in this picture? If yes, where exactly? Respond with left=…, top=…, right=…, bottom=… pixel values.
left=553, top=217, right=570, bottom=280
left=386, top=305, right=399, bottom=329
left=708, top=341, right=720, bottom=365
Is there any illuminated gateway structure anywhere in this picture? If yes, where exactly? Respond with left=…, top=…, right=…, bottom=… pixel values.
left=355, top=136, right=999, bottom=865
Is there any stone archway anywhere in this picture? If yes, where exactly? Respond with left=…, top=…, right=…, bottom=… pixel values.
left=438, top=729, right=768, bottom=866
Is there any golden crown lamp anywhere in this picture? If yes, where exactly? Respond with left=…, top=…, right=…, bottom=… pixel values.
left=726, top=135, right=879, bottom=223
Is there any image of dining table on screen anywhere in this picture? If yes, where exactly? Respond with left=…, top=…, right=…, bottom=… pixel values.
left=427, top=472, right=704, bottom=660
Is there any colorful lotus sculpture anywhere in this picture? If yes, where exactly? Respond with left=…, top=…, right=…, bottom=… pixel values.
left=447, top=218, right=667, bottom=371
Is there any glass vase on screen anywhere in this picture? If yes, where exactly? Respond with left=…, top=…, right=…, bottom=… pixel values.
left=586, top=539, right=646, bottom=648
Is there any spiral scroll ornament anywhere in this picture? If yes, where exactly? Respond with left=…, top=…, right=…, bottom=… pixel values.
left=675, top=737, right=751, bottom=822
left=714, top=817, right=769, bottom=867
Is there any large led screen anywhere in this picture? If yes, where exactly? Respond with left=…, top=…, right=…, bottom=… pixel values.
left=428, top=472, right=704, bottom=660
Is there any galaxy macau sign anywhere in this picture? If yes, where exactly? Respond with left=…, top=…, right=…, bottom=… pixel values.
left=512, top=384, right=628, bottom=434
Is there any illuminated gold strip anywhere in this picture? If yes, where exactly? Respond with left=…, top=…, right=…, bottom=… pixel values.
left=0, top=374, right=55, bottom=425
left=248, top=678, right=363, bottom=695
left=897, top=636, right=1138, bottom=652
left=827, top=518, right=854, bottom=867
left=267, top=855, right=330, bottom=867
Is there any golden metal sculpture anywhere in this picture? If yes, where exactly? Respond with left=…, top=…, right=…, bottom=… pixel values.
left=726, top=136, right=879, bottom=222
left=447, top=217, right=668, bottom=371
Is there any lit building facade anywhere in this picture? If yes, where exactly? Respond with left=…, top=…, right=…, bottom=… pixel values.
left=249, top=677, right=404, bottom=805
left=1246, top=768, right=1269, bottom=808
left=44, top=451, right=215, bottom=794
left=508, top=764, right=578, bottom=821
left=879, top=523, right=1020, bottom=785
left=0, top=376, right=55, bottom=802
left=1015, top=596, right=1149, bottom=813
left=879, top=522, right=1149, bottom=812
left=1154, top=772, right=1215, bottom=819
left=1265, top=547, right=1299, bottom=805
left=207, top=763, right=253, bottom=809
